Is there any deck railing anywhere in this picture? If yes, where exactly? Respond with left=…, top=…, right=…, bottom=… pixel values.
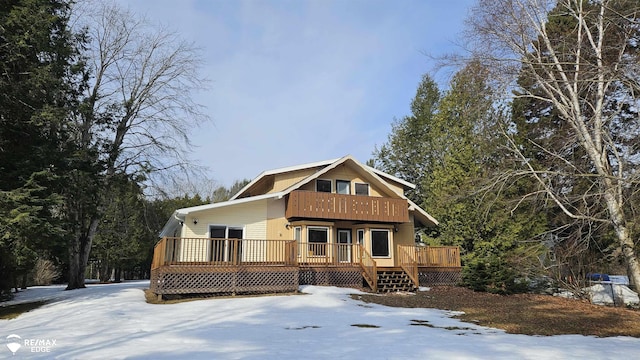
left=151, top=237, right=298, bottom=269
left=285, top=190, right=409, bottom=223
left=358, top=245, right=377, bottom=292
left=396, top=245, right=461, bottom=268
left=397, top=245, right=419, bottom=288
left=297, top=242, right=362, bottom=265
left=415, top=246, right=461, bottom=267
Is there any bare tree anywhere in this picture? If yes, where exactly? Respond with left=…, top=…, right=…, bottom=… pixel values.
left=65, top=1, right=208, bottom=289
left=463, top=0, right=640, bottom=287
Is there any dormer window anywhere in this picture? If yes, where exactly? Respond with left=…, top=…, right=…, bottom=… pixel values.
left=355, top=183, right=369, bottom=196
left=336, top=180, right=350, bottom=194
left=316, top=179, right=332, bottom=193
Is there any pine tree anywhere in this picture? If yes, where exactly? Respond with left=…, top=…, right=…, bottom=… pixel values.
left=0, top=0, right=79, bottom=297
left=372, top=74, right=440, bottom=203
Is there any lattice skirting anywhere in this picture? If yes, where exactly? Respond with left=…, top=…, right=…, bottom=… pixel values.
left=418, top=267, right=462, bottom=286
left=299, top=266, right=363, bottom=289
left=151, top=266, right=299, bottom=295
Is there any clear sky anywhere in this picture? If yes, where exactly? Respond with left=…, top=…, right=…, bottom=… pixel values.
left=116, top=0, right=475, bottom=187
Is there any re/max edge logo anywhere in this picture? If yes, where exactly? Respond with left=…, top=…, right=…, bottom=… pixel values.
left=6, top=334, right=58, bottom=355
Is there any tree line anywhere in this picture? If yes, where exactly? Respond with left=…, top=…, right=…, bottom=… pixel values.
left=0, top=0, right=250, bottom=299
left=373, top=0, right=640, bottom=293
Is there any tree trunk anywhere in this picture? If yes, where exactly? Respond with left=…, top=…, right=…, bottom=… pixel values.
left=66, top=218, right=99, bottom=290
left=21, top=273, right=27, bottom=290
left=609, top=212, right=640, bottom=289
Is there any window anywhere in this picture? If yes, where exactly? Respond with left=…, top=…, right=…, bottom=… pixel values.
left=307, top=227, right=328, bottom=256
left=209, top=225, right=244, bottom=262
left=371, top=229, right=390, bottom=257
left=294, top=226, right=302, bottom=257
left=316, top=179, right=332, bottom=193
left=228, top=228, right=243, bottom=239
left=355, top=183, right=369, bottom=196
left=336, top=180, right=351, bottom=194
left=356, top=229, right=365, bottom=245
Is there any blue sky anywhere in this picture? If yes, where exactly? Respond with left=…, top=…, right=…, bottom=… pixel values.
left=118, top=0, right=475, bottom=186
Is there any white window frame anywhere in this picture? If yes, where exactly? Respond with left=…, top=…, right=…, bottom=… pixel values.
left=356, top=229, right=365, bottom=245
left=370, top=229, right=391, bottom=258
left=208, top=224, right=245, bottom=262
left=307, top=226, right=329, bottom=256
left=336, top=179, right=351, bottom=195
left=294, top=226, right=302, bottom=257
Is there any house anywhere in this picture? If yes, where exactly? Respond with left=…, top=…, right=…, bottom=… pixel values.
left=150, top=155, right=460, bottom=297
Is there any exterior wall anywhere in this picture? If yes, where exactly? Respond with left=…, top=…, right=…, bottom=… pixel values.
left=270, top=168, right=319, bottom=193
left=266, top=198, right=289, bottom=240
left=393, top=213, right=417, bottom=262
left=364, top=224, right=395, bottom=267
left=179, top=200, right=268, bottom=262
left=394, top=214, right=416, bottom=247
left=381, top=180, right=405, bottom=197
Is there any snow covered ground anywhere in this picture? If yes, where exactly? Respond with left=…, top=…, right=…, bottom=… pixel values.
left=2, top=281, right=640, bottom=359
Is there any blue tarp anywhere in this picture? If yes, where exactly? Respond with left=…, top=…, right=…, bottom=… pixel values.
left=587, top=273, right=610, bottom=281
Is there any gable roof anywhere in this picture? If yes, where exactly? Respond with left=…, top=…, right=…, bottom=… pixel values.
left=159, top=155, right=437, bottom=237
left=230, top=155, right=415, bottom=200
left=229, top=158, right=339, bottom=200
left=278, top=155, right=403, bottom=199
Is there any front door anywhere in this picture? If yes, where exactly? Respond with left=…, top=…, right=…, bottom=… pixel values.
left=337, top=229, right=352, bottom=263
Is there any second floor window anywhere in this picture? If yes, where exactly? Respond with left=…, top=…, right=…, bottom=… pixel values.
left=316, top=179, right=332, bottom=193
left=355, top=183, right=369, bottom=196
left=336, top=180, right=350, bottom=194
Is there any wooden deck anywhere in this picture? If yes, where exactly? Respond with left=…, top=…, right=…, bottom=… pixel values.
left=150, top=238, right=460, bottom=296
left=398, top=245, right=462, bottom=287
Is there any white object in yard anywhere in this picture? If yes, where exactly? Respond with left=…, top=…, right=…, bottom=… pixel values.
left=608, top=275, right=629, bottom=285
left=588, top=283, right=639, bottom=306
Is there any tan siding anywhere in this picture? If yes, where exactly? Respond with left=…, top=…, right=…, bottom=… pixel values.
left=394, top=216, right=416, bottom=247
left=266, top=198, right=289, bottom=240
left=392, top=215, right=416, bottom=266
left=384, top=181, right=405, bottom=197
left=270, top=168, right=318, bottom=193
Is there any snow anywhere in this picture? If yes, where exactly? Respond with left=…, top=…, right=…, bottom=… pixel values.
left=588, top=283, right=640, bottom=306
left=2, top=281, right=640, bottom=359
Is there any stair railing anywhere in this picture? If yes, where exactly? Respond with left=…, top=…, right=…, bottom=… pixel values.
left=357, top=244, right=377, bottom=292
left=397, top=245, right=419, bottom=289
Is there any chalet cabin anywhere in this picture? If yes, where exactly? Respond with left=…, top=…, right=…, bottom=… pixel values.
left=150, top=155, right=460, bottom=296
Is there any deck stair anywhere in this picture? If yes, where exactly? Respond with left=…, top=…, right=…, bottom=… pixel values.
left=376, top=270, right=416, bottom=293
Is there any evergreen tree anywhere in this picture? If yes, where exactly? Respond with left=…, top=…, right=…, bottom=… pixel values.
left=372, top=74, right=440, bottom=202
left=0, top=0, right=79, bottom=298
left=424, top=62, right=547, bottom=293
left=92, top=176, right=149, bottom=282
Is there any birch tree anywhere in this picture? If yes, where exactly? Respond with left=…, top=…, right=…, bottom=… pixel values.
left=65, top=1, right=207, bottom=289
left=465, top=0, right=640, bottom=287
